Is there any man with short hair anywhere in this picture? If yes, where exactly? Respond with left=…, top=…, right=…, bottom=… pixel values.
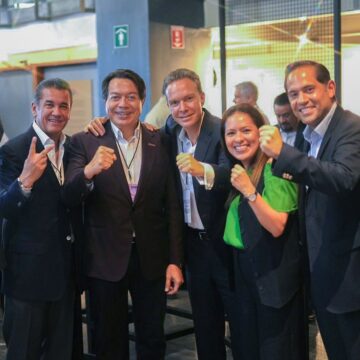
left=85, top=68, right=242, bottom=360
left=63, top=69, right=183, bottom=360
left=233, top=81, right=270, bottom=124
left=0, top=78, right=76, bottom=360
left=260, top=60, right=360, bottom=359
left=273, top=92, right=304, bottom=148
left=163, top=68, right=241, bottom=360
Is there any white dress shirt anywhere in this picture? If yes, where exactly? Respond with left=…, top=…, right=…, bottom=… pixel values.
left=177, top=119, right=215, bottom=230
left=280, top=129, right=297, bottom=147
left=111, top=121, right=142, bottom=190
left=303, top=103, right=337, bottom=158
left=32, top=121, right=66, bottom=185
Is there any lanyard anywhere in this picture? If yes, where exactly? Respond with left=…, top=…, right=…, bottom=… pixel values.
left=49, top=161, right=64, bottom=185
left=115, top=136, right=140, bottom=182
left=47, top=149, right=64, bottom=185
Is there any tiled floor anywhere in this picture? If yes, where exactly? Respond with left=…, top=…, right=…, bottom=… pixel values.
left=0, top=290, right=328, bottom=359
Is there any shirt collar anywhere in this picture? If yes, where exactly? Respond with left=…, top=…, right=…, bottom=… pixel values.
left=111, top=121, right=141, bottom=144
left=303, top=103, right=337, bottom=143
left=178, top=127, right=190, bottom=145
left=280, top=128, right=296, bottom=136
left=32, top=121, right=66, bottom=148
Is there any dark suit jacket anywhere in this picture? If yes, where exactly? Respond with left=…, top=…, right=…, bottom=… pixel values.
left=294, top=121, right=306, bottom=151
left=238, top=171, right=301, bottom=309
left=164, top=108, right=231, bottom=254
left=273, top=105, right=360, bottom=313
left=0, top=127, right=73, bottom=302
left=62, top=122, right=183, bottom=282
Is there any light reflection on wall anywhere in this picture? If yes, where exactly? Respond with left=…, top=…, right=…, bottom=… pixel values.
left=207, top=11, right=345, bottom=122
left=0, top=13, right=96, bottom=68
left=342, top=46, right=360, bottom=114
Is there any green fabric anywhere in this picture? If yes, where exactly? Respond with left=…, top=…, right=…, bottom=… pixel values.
left=262, top=163, right=298, bottom=212
left=223, top=195, right=244, bottom=249
left=223, top=163, right=298, bottom=249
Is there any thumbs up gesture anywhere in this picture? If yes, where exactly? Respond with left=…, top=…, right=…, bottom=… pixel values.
left=18, top=137, right=54, bottom=189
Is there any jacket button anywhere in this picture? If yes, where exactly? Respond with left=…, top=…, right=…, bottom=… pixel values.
left=66, top=235, right=72, bottom=242
left=17, top=201, right=22, bottom=208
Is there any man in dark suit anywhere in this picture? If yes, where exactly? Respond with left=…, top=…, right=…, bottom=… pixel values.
left=162, top=68, right=241, bottom=360
left=62, top=69, right=183, bottom=360
left=260, top=60, right=360, bottom=359
left=0, top=78, right=76, bottom=360
left=84, top=69, right=241, bottom=359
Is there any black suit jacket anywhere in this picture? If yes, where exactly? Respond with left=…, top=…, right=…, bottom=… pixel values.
left=273, top=105, right=360, bottom=313
left=294, top=121, right=306, bottom=151
left=238, top=170, right=301, bottom=309
left=0, top=127, right=73, bottom=301
left=62, top=122, right=183, bottom=282
left=164, top=109, right=231, bottom=252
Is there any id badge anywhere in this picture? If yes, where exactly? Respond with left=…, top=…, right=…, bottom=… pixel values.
left=183, top=188, right=191, bottom=224
left=129, top=184, right=138, bottom=202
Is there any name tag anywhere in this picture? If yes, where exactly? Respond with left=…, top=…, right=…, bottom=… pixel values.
left=129, top=184, right=138, bottom=202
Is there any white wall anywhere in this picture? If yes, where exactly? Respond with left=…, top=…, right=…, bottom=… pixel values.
left=0, top=13, right=96, bottom=63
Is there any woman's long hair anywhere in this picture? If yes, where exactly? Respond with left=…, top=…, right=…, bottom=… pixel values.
left=221, top=104, right=269, bottom=204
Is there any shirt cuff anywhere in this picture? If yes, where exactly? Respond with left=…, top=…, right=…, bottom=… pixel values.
left=196, top=163, right=215, bottom=190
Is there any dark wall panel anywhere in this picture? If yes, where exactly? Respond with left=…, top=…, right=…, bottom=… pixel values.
left=0, top=70, right=33, bottom=139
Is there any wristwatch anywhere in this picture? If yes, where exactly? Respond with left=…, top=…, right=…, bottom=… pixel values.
left=244, top=191, right=258, bottom=202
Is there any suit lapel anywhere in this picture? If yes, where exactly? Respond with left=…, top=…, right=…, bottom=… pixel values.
left=194, top=114, right=211, bottom=162
left=165, top=123, right=184, bottom=205
left=193, top=114, right=212, bottom=197
left=317, top=106, right=342, bottom=159
left=133, top=124, right=157, bottom=205
left=63, top=135, right=71, bottom=170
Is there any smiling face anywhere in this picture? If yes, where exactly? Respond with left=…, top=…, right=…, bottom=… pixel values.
left=224, top=111, right=260, bottom=169
left=32, top=87, right=71, bottom=142
left=105, top=78, right=143, bottom=132
left=165, top=78, right=205, bottom=132
left=286, top=65, right=336, bottom=128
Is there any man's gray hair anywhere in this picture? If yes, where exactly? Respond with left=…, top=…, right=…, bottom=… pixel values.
left=235, top=81, right=258, bottom=101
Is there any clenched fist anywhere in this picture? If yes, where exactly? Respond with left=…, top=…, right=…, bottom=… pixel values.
left=259, top=125, right=283, bottom=159
left=84, top=146, right=117, bottom=180
left=230, top=164, right=256, bottom=196
left=176, top=153, right=204, bottom=177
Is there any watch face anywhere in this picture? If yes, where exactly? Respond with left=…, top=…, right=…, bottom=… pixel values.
left=247, top=192, right=257, bottom=202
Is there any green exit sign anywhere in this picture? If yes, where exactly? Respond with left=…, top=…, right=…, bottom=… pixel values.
left=114, top=25, right=129, bottom=48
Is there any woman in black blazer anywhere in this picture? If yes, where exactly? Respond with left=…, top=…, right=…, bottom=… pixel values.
left=221, top=104, right=305, bottom=360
